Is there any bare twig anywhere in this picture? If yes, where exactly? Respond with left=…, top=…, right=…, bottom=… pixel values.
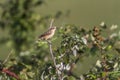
left=48, top=41, right=57, bottom=67
left=49, top=19, right=54, bottom=28
left=3, top=50, right=13, bottom=64
left=46, top=19, right=62, bottom=79
left=47, top=41, right=62, bottom=80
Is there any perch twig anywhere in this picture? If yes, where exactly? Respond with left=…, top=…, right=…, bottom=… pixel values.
left=48, top=41, right=62, bottom=80
left=47, top=19, right=62, bottom=80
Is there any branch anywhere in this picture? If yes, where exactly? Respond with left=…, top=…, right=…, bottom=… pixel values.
left=47, top=19, right=62, bottom=79
left=47, top=41, right=62, bottom=80
left=49, top=19, right=54, bottom=28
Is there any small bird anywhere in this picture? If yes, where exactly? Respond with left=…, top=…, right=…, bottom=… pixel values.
left=39, top=27, right=56, bottom=40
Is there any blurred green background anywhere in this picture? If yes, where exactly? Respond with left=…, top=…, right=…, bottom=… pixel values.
left=0, top=0, right=119, bottom=75
left=39, top=0, right=120, bottom=26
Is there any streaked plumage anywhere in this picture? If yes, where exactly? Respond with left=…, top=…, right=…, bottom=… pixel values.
left=39, top=27, right=56, bottom=40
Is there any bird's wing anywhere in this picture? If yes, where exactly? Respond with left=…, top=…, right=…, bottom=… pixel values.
left=39, top=30, right=52, bottom=38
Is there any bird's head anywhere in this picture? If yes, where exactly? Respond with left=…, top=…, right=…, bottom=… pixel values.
left=50, top=26, right=56, bottom=31
left=51, top=26, right=56, bottom=29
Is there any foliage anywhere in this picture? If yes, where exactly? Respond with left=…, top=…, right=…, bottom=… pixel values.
left=0, top=0, right=44, bottom=54
left=0, top=0, right=120, bottom=80
left=0, top=21, right=120, bottom=80
left=83, top=54, right=120, bottom=80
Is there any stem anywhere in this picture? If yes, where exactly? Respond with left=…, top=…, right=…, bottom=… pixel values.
left=100, top=49, right=107, bottom=80
left=3, top=50, right=13, bottom=64
left=47, top=41, right=62, bottom=80
left=47, top=19, right=62, bottom=79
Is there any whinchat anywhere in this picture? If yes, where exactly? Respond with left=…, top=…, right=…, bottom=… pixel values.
left=39, top=27, right=56, bottom=40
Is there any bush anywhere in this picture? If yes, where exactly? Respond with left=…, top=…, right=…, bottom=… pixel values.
left=0, top=21, right=120, bottom=80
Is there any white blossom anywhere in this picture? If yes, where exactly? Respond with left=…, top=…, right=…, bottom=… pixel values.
left=56, top=62, right=64, bottom=71
left=81, top=37, right=87, bottom=45
left=110, top=24, right=118, bottom=30
left=71, top=45, right=79, bottom=57
left=74, top=45, right=79, bottom=50
left=113, top=62, right=118, bottom=69
left=20, top=51, right=30, bottom=56
left=75, top=35, right=79, bottom=38
left=56, top=63, right=71, bottom=74
left=80, top=75, right=85, bottom=80
left=65, top=64, right=71, bottom=71
left=96, top=60, right=102, bottom=68
left=73, top=49, right=77, bottom=57
left=57, top=53, right=65, bottom=59
left=110, top=33, right=117, bottom=39
left=100, top=22, right=105, bottom=27
left=90, top=34, right=95, bottom=41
